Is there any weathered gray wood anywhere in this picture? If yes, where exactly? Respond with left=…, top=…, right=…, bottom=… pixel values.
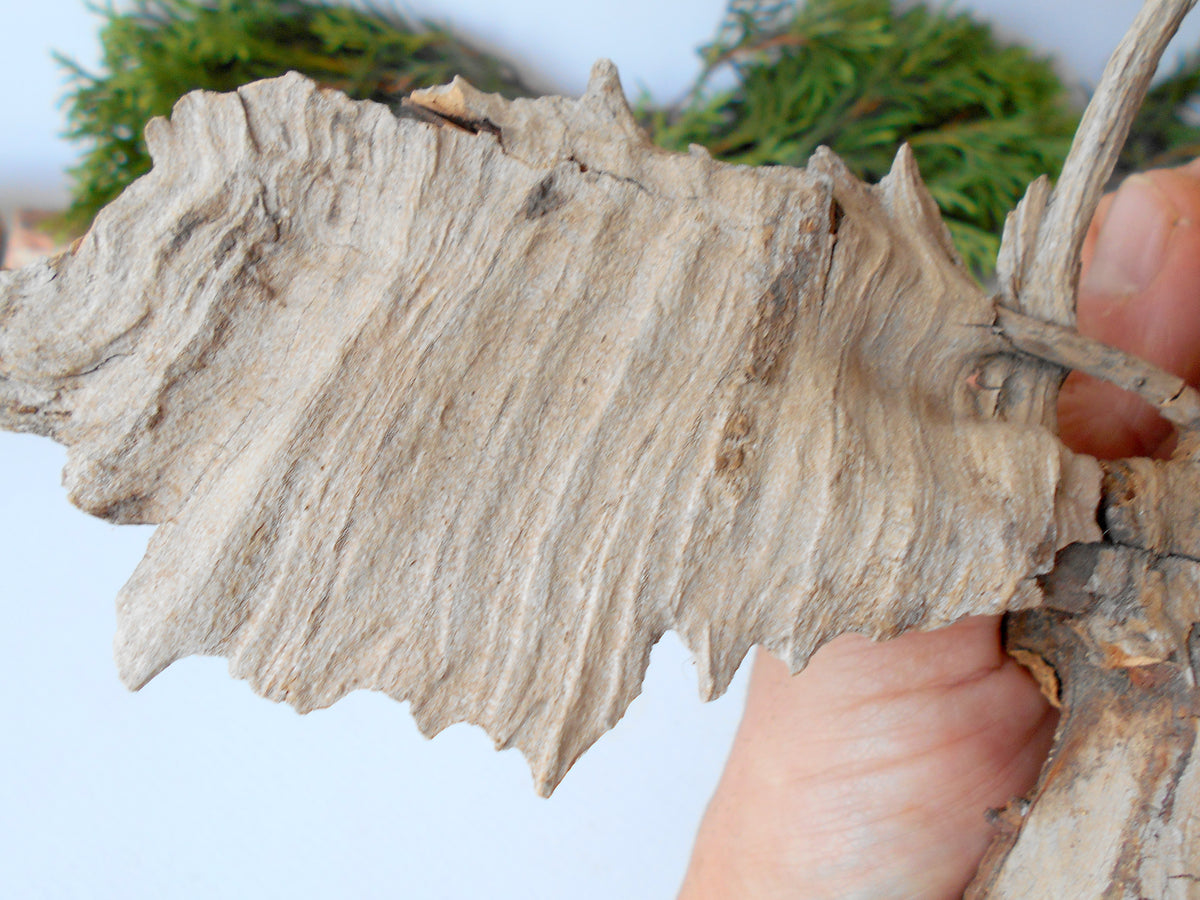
left=991, top=0, right=1199, bottom=438
left=5, top=1, right=1200, bottom=890
left=1017, top=0, right=1198, bottom=327
left=0, top=63, right=1099, bottom=794
left=994, top=304, right=1200, bottom=431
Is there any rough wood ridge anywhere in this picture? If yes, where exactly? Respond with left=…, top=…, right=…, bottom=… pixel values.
left=0, top=62, right=1099, bottom=794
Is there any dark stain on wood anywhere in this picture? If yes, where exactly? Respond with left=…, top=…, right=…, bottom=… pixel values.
left=714, top=447, right=744, bottom=472
left=214, top=231, right=239, bottom=265
left=983, top=797, right=1030, bottom=835
left=1188, top=624, right=1200, bottom=685
left=1157, top=723, right=1196, bottom=822
left=521, top=173, right=567, bottom=220
left=93, top=489, right=155, bottom=524
left=144, top=401, right=164, bottom=431
left=167, top=211, right=207, bottom=256
left=828, top=198, right=844, bottom=236
left=400, top=99, right=504, bottom=147
left=723, top=411, right=752, bottom=440
left=747, top=262, right=801, bottom=384
left=715, top=411, right=754, bottom=476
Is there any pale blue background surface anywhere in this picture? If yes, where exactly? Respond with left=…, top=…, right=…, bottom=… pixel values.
left=2, top=2, right=1199, bottom=898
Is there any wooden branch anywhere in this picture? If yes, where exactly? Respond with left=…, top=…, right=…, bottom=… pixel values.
left=1010, top=0, right=1198, bottom=325
left=992, top=0, right=1197, bottom=432
left=1102, top=457, right=1200, bottom=559
left=993, top=304, right=1200, bottom=432
left=969, top=545, right=1200, bottom=898
left=0, top=64, right=1100, bottom=794
left=968, top=4, right=1200, bottom=890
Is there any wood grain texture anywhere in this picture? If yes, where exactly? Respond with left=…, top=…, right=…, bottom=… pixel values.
left=1016, top=0, right=1198, bottom=328
left=0, top=63, right=1100, bottom=793
left=970, top=545, right=1200, bottom=898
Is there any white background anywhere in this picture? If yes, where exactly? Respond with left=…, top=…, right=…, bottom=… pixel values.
left=3, top=2, right=1199, bottom=898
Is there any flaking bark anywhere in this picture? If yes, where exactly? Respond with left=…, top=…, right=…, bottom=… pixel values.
left=968, top=545, right=1200, bottom=898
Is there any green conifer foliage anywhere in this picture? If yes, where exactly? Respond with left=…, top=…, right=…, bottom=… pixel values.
left=646, top=0, right=1078, bottom=273
left=56, top=0, right=529, bottom=232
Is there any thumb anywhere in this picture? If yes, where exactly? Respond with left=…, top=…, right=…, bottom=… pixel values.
left=1058, top=160, right=1200, bottom=459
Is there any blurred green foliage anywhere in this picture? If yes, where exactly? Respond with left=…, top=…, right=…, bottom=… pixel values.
left=55, top=0, right=1200, bottom=275
left=1119, top=47, right=1200, bottom=177
left=57, top=0, right=529, bottom=231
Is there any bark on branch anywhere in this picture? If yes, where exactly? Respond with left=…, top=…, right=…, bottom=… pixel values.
left=994, top=303, right=1200, bottom=433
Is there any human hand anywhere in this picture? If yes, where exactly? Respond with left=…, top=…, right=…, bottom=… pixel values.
left=678, top=160, right=1200, bottom=900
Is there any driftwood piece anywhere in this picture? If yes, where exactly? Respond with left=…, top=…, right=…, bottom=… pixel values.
left=1010, top=0, right=1198, bottom=330
left=7, top=0, right=1200, bottom=890
left=0, top=63, right=1099, bottom=794
left=991, top=0, right=1200, bottom=436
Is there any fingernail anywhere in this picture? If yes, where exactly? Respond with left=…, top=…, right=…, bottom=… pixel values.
left=1082, top=174, right=1177, bottom=296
